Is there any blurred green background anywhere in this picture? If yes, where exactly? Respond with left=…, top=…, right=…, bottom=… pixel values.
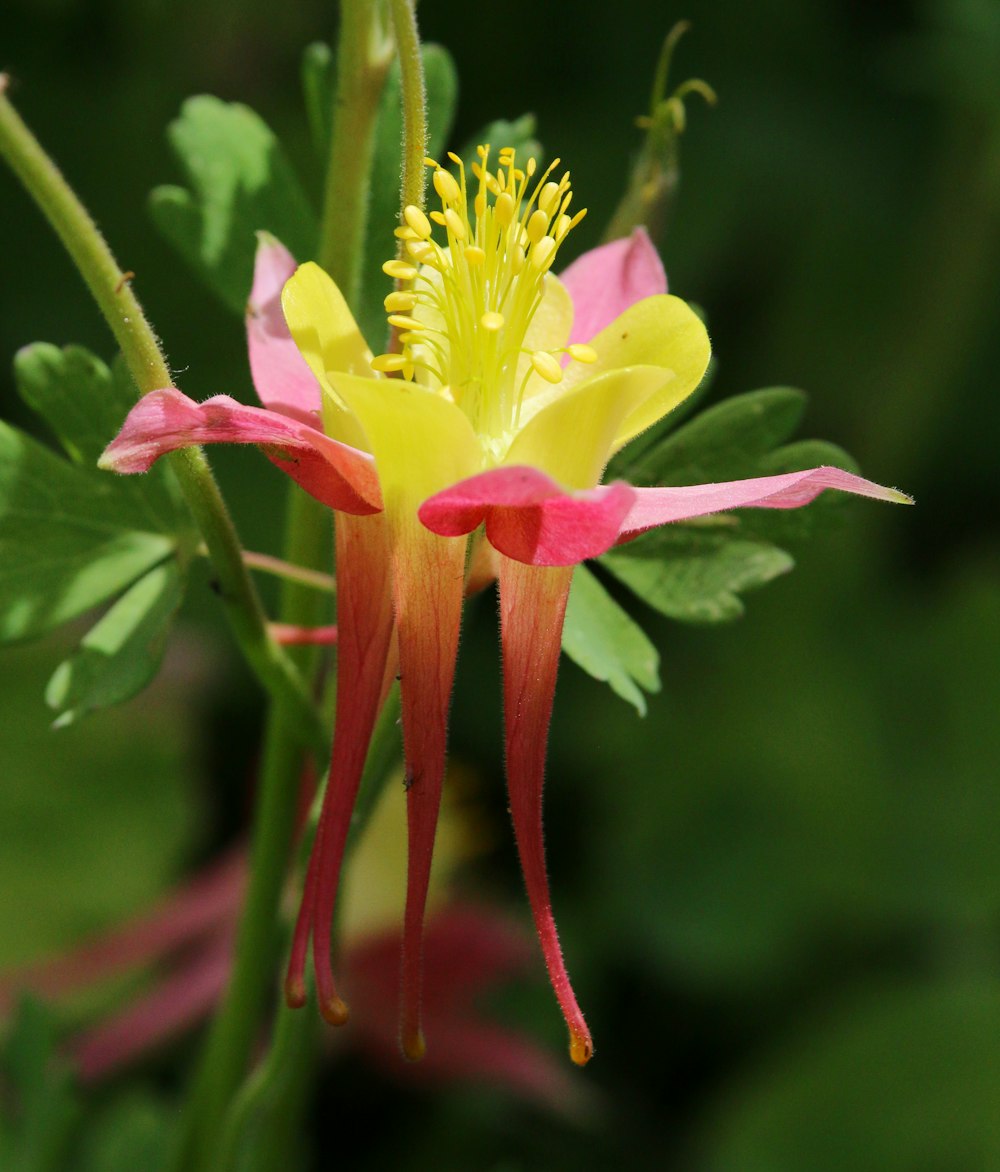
left=2, top=0, right=999, bottom=1167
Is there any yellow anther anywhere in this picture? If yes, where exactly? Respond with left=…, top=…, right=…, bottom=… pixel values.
left=538, top=182, right=561, bottom=214
left=382, top=260, right=417, bottom=280
left=526, top=208, right=550, bottom=245
left=530, top=351, right=563, bottom=384
left=485, top=172, right=501, bottom=196
left=387, top=314, right=424, bottom=331
left=530, top=235, right=557, bottom=272
left=567, top=343, right=598, bottom=363
left=511, top=244, right=526, bottom=274
left=494, top=191, right=515, bottom=227
left=444, top=208, right=466, bottom=240
left=405, top=240, right=434, bottom=264
left=394, top=225, right=418, bottom=240
left=398, top=331, right=422, bottom=345
left=464, top=245, right=485, bottom=266
left=477, top=144, right=489, bottom=158
left=553, top=213, right=572, bottom=242
left=474, top=192, right=486, bottom=219
left=433, top=168, right=461, bottom=204
left=423, top=156, right=439, bottom=168
left=447, top=151, right=462, bottom=165
left=403, top=205, right=432, bottom=239
left=569, top=208, right=588, bottom=230
left=526, top=157, right=537, bottom=177
left=430, top=210, right=447, bottom=225
left=384, top=291, right=417, bottom=312
left=370, top=353, right=408, bottom=372
left=481, top=311, right=505, bottom=331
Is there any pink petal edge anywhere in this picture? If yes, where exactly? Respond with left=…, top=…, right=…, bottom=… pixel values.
left=418, top=466, right=636, bottom=566
left=100, top=388, right=382, bottom=515
left=246, top=234, right=324, bottom=423
left=618, top=466, right=914, bottom=537
left=559, top=227, right=667, bottom=346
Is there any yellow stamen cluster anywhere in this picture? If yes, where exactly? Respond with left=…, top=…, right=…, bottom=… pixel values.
left=372, top=146, right=595, bottom=447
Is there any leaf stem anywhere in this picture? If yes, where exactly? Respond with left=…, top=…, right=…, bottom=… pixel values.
left=316, top=0, right=392, bottom=303
left=0, top=75, right=325, bottom=756
left=389, top=0, right=428, bottom=215
left=197, top=545, right=337, bottom=594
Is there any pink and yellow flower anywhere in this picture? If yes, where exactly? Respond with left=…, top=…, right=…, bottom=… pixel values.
left=102, top=146, right=910, bottom=1065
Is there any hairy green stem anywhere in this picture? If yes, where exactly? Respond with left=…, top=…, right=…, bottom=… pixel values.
left=0, top=76, right=325, bottom=756
left=317, top=0, right=391, bottom=303
left=389, top=0, right=428, bottom=214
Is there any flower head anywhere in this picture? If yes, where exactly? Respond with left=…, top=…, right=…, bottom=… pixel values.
left=101, top=145, right=910, bottom=1067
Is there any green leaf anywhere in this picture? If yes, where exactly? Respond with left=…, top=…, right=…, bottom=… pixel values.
left=149, top=96, right=318, bottom=313
left=13, top=345, right=183, bottom=530
left=602, top=536, right=794, bottom=623
left=603, top=388, right=864, bottom=623
left=618, top=386, right=810, bottom=487
left=45, top=560, right=185, bottom=728
left=358, top=44, right=459, bottom=347
left=0, top=422, right=177, bottom=642
left=561, top=565, right=660, bottom=715
left=0, top=999, right=80, bottom=1172
left=73, top=1091, right=173, bottom=1172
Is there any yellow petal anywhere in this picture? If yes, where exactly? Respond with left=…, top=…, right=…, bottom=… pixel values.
left=516, top=272, right=574, bottom=401
left=326, top=371, right=483, bottom=513
left=554, top=294, right=711, bottom=450
left=281, top=262, right=375, bottom=450
left=506, top=365, right=676, bottom=489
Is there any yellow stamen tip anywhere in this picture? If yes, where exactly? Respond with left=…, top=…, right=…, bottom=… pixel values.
left=382, top=260, right=417, bottom=280
left=464, top=245, right=485, bottom=267
left=433, top=168, right=461, bottom=204
left=384, top=291, right=417, bottom=312
left=403, top=204, right=432, bottom=240
left=567, top=343, right=598, bottom=363
left=481, top=311, right=504, bottom=331
left=526, top=208, right=549, bottom=244
left=494, top=191, right=515, bottom=227
left=320, top=996, right=350, bottom=1027
left=443, top=207, right=466, bottom=240
left=370, top=353, right=408, bottom=373
left=530, top=350, right=563, bottom=384
left=569, top=1031, right=593, bottom=1066
left=402, top=1028, right=426, bottom=1063
left=530, top=235, right=557, bottom=272
left=387, top=314, right=423, bottom=331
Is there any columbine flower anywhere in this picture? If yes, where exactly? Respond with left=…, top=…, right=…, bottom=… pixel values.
left=101, top=146, right=910, bottom=1065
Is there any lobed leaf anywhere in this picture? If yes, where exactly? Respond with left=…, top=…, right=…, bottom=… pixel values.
left=149, top=96, right=317, bottom=313
left=45, top=561, right=185, bottom=728
left=561, top=564, right=660, bottom=715
left=0, top=421, right=177, bottom=643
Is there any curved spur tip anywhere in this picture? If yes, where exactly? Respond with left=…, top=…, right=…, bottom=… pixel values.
left=284, top=975, right=307, bottom=1010
left=569, top=1029, right=594, bottom=1067
left=401, top=1027, right=426, bottom=1064
left=320, top=995, right=350, bottom=1027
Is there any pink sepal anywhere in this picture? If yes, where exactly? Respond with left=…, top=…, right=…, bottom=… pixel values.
left=559, top=228, right=667, bottom=346
left=618, top=466, right=912, bottom=538
left=246, top=234, right=323, bottom=423
left=100, top=388, right=382, bottom=514
left=418, top=466, right=636, bottom=566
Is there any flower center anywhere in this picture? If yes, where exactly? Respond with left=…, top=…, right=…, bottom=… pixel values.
left=371, top=146, right=597, bottom=457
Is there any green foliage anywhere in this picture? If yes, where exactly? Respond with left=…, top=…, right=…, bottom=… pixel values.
left=45, top=560, right=185, bottom=728
left=149, top=96, right=318, bottom=314
left=357, top=45, right=459, bottom=346
left=603, top=534, right=793, bottom=623
left=602, top=387, right=860, bottom=624
left=3, top=345, right=189, bottom=723
left=561, top=564, right=660, bottom=714
left=300, top=42, right=335, bottom=161
left=459, top=114, right=543, bottom=174
left=0, top=1000, right=80, bottom=1172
